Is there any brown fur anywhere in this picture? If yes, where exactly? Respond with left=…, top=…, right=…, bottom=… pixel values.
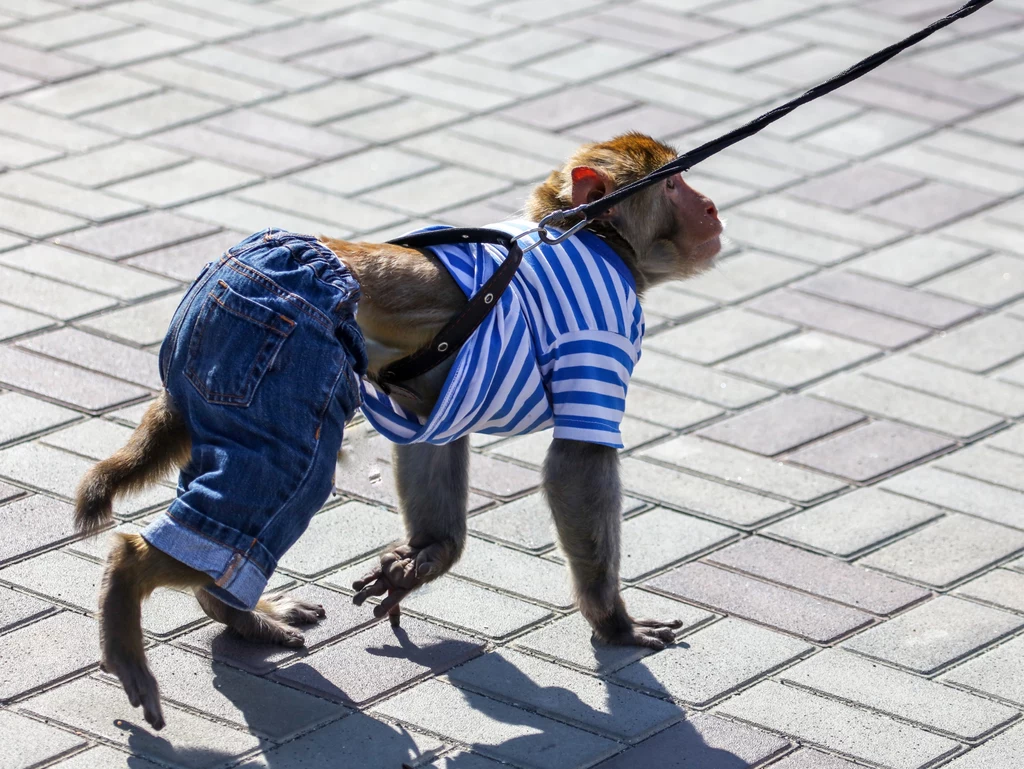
left=78, top=132, right=720, bottom=729
left=74, top=391, right=190, bottom=536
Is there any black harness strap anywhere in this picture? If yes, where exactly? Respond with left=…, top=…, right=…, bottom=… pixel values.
left=376, top=228, right=523, bottom=393
left=374, top=0, right=995, bottom=391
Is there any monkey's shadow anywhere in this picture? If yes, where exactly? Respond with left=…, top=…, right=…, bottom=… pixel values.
left=207, top=622, right=767, bottom=769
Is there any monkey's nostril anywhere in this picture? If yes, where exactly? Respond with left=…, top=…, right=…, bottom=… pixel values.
left=706, top=204, right=718, bottom=218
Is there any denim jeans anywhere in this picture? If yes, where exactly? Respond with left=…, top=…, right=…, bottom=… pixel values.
left=141, top=229, right=368, bottom=611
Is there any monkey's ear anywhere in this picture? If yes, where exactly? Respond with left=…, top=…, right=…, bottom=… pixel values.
left=570, top=166, right=611, bottom=209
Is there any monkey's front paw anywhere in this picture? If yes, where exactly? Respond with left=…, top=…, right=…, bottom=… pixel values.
left=603, top=617, right=683, bottom=651
left=351, top=540, right=455, bottom=625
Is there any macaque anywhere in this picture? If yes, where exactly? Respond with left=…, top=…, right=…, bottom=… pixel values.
left=74, top=133, right=722, bottom=730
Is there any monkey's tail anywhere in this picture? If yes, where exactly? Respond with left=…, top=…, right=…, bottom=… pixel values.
left=74, top=391, right=190, bottom=535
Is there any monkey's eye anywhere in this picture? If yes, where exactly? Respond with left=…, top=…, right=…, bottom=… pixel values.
left=666, top=178, right=676, bottom=190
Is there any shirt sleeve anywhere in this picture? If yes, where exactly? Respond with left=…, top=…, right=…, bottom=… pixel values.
left=548, top=330, right=638, bottom=449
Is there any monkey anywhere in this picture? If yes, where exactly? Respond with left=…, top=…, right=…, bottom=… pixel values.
left=73, top=133, right=723, bottom=730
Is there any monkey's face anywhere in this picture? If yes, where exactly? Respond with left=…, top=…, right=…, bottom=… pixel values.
left=662, top=173, right=722, bottom=265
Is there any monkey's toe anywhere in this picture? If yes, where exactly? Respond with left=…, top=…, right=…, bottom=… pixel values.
left=265, top=595, right=327, bottom=626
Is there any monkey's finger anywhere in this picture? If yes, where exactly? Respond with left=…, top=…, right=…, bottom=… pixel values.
left=352, top=578, right=389, bottom=605
left=632, top=617, right=683, bottom=630
left=352, top=566, right=383, bottom=592
left=373, top=587, right=410, bottom=618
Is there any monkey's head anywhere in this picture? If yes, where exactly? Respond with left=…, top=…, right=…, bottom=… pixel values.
left=526, top=133, right=723, bottom=292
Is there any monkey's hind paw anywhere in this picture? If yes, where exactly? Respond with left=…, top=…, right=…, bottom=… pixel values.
left=102, top=656, right=166, bottom=731
left=605, top=617, right=683, bottom=651
left=263, top=594, right=327, bottom=627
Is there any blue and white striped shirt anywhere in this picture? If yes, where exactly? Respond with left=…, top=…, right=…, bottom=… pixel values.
left=359, top=221, right=644, bottom=449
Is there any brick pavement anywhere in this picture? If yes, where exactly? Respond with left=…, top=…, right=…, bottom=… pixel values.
left=0, top=0, right=1023, bottom=766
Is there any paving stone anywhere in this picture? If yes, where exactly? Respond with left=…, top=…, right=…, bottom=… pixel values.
left=425, top=751, right=505, bottom=769
left=717, top=680, right=958, bottom=769
left=746, top=289, right=931, bottom=349
left=0, top=585, right=55, bottom=633
left=756, top=749, right=863, bottom=769
left=203, top=110, right=361, bottom=161
left=788, top=164, right=923, bottom=211
left=3, top=246, right=173, bottom=307
left=738, top=197, right=907, bottom=248
left=0, top=392, right=80, bottom=446
left=0, top=347, right=150, bottom=413
left=82, top=91, right=224, bottom=137
left=709, top=537, right=929, bottom=615
left=861, top=355, right=1024, bottom=418
left=108, top=160, right=259, bottom=208
left=0, top=263, right=116, bottom=320
left=401, top=130, right=553, bottom=183
left=674, top=251, right=815, bottom=305
left=19, top=329, right=161, bottom=390
left=21, top=677, right=263, bottom=768
left=276, top=501, right=403, bottom=578
left=136, top=645, right=342, bottom=740
left=847, top=234, right=987, bottom=285
left=0, top=442, right=171, bottom=514
left=633, top=350, right=777, bottom=410
left=449, top=648, right=681, bottom=741
left=914, top=314, right=1024, bottom=373
left=924, top=253, right=1024, bottom=308
left=862, top=181, right=1001, bottom=230
left=174, top=585, right=372, bottom=675
left=643, top=436, right=846, bottom=504
left=373, top=678, right=618, bottom=769
left=982, top=425, right=1024, bottom=457
left=0, top=550, right=205, bottom=637
left=937, top=444, right=1024, bottom=491
left=452, top=538, right=571, bottom=608
left=842, top=596, right=1023, bottom=675
left=782, top=648, right=1017, bottom=741
left=788, top=420, right=954, bottom=483
left=764, top=488, right=942, bottom=559
left=648, top=562, right=874, bottom=644
left=57, top=211, right=218, bottom=260
left=953, top=569, right=1024, bottom=613
left=942, top=634, right=1024, bottom=708
left=647, top=308, right=798, bottom=365
left=0, top=39, right=93, bottom=82
left=362, top=166, right=509, bottom=217
left=398, top=576, right=551, bottom=640
left=0, top=709, right=85, bottom=768
left=795, top=271, right=979, bottom=329
left=0, top=171, right=142, bottom=222
left=805, top=110, right=933, bottom=159
left=65, top=27, right=197, bottom=66
left=237, top=712, right=443, bottom=769
left=271, top=616, right=483, bottom=706
left=809, top=375, right=1003, bottom=440
left=697, top=396, right=865, bottom=457
left=291, top=146, right=438, bottom=196
left=513, top=588, right=713, bottom=674
left=48, top=745, right=166, bottom=769
left=467, top=454, right=541, bottom=499
left=0, top=493, right=80, bottom=566
left=0, top=304, right=55, bottom=342
left=34, top=141, right=187, bottom=188
left=625, top=383, right=724, bottom=430
left=125, top=230, right=243, bottom=282
left=621, top=458, right=793, bottom=529
left=468, top=492, right=643, bottom=553
left=0, top=103, right=114, bottom=153
left=617, top=508, right=738, bottom=581
left=594, top=713, right=789, bottom=769
left=235, top=180, right=402, bottom=233
left=614, top=616, right=811, bottom=707
left=939, top=722, right=1024, bottom=769
left=722, top=331, right=881, bottom=389
left=0, top=197, right=85, bottom=240
left=0, top=612, right=97, bottom=701
left=881, top=466, right=1024, bottom=530
left=500, top=86, right=635, bottom=132
left=79, top=292, right=184, bottom=346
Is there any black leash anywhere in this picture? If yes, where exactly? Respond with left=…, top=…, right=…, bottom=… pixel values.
left=376, top=0, right=995, bottom=393
left=537, top=0, right=996, bottom=237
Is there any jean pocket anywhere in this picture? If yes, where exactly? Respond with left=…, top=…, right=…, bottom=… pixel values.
left=185, top=279, right=296, bottom=407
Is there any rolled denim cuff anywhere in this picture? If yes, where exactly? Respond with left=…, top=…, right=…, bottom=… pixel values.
left=141, top=511, right=269, bottom=611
